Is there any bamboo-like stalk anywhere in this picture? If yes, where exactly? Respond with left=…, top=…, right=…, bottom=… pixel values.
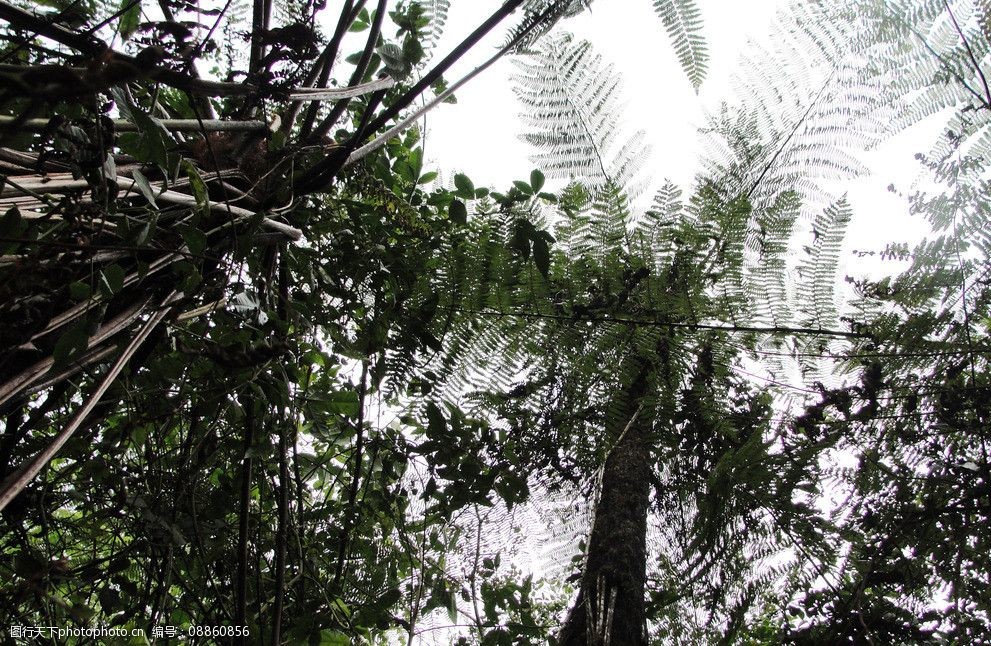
left=309, top=0, right=389, bottom=143
left=0, top=298, right=149, bottom=409
left=175, top=297, right=228, bottom=322
left=0, top=175, right=303, bottom=240
left=26, top=345, right=118, bottom=396
left=286, top=75, right=395, bottom=101
left=0, top=147, right=71, bottom=172
left=30, top=253, right=182, bottom=343
left=295, top=0, right=529, bottom=193
left=0, top=292, right=177, bottom=513
left=344, top=40, right=509, bottom=168
left=0, top=116, right=270, bottom=133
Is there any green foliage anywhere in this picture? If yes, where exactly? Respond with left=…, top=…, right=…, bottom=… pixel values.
left=513, top=33, right=650, bottom=194
left=0, top=0, right=581, bottom=642
left=3, top=0, right=990, bottom=642
left=652, top=0, right=708, bottom=90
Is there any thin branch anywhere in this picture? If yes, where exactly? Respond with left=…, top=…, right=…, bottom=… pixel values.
left=344, top=32, right=518, bottom=168
left=361, top=0, right=528, bottom=137
left=0, top=116, right=269, bottom=132
left=295, top=0, right=367, bottom=139
left=943, top=0, right=991, bottom=110
left=234, top=392, right=255, bottom=642
left=310, top=0, right=389, bottom=143
left=248, top=0, right=270, bottom=79
left=901, top=16, right=991, bottom=111
left=295, top=0, right=528, bottom=193
left=440, top=305, right=867, bottom=339
left=332, top=361, right=369, bottom=591
left=747, top=69, right=836, bottom=200
left=271, top=250, right=290, bottom=645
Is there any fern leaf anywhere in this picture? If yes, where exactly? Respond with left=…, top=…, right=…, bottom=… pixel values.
left=514, top=32, right=650, bottom=194
left=652, top=0, right=709, bottom=91
left=504, top=0, right=587, bottom=52
left=417, top=0, right=450, bottom=60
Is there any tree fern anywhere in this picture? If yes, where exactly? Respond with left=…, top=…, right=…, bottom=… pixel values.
left=417, top=0, right=451, bottom=59
left=652, top=0, right=708, bottom=91
left=513, top=32, right=651, bottom=195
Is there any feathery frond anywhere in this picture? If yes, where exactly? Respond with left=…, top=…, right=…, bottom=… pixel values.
left=652, top=0, right=709, bottom=90
left=513, top=32, right=651, bottom=194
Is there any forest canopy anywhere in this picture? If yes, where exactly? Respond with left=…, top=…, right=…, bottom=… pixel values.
left=0, top=0, right=988, bottom=644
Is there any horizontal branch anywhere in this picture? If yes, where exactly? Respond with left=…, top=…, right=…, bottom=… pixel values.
left=287, top=75, right=395, bottom=101
left=0, top=175, right=302, bottom=240
left=442, top=306, right=867, bottom=339
left=0, top=116, right=270, bottom=133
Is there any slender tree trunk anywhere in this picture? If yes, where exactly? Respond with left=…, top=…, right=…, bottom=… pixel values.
left=559, top=391, right=651, bottom=645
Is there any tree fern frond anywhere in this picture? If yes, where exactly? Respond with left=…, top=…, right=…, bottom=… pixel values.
left=513, top=32, right=650, bottom=193
left=652, top=0, right=708, bottom=90
left=417, top=0, right=451, bottom=59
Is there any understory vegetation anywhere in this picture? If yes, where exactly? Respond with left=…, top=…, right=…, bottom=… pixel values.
left=0, top=0, right=988, bottom=644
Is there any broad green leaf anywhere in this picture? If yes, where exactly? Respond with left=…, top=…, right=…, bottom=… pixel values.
left=53, top=321, right=89, bottom=366
left=118, top=0, right=141, bottom=41
left=100, top=264, right=125, bottom=296
left=177, top=223, right=207, bottom=256
left=182, top=160, right=209, bottom=218
left=512, top=180, right=533, bottom=196
left=425, top=402, right=446, bottom=437
left=68, top=281, right=92, bottom=300
left=326, top=390, right=360, bottom=417
left=529, top=168, right=545, bottom=193
left=130, top=168, right=157, bottom=208
left=449, top=199, right=467, bottom=225
left=318, top=630, right=350, bottom=646
left=453, top=173, right=474, bottom=199
left=112, top=87, right=178, bottom=168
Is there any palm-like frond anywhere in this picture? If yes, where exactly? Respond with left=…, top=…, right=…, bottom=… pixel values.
left=513, top=32, right=651, bottom=194
left=652, top=0, right=708, bottom=90
left=418, top=0, right=451, bottom=58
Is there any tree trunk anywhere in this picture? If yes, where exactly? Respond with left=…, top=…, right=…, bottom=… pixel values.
left=558, top=404, right=651, bottom=646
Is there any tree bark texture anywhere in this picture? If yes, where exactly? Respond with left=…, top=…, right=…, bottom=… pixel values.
left=558, top=402, right=651, bottom=646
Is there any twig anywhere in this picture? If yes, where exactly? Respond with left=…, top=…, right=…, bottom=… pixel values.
left=287, top=76, right=395, bottom=101
left=310, top=0, right=389, bottom=143
left=943, top=0, right=991, bottom=110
